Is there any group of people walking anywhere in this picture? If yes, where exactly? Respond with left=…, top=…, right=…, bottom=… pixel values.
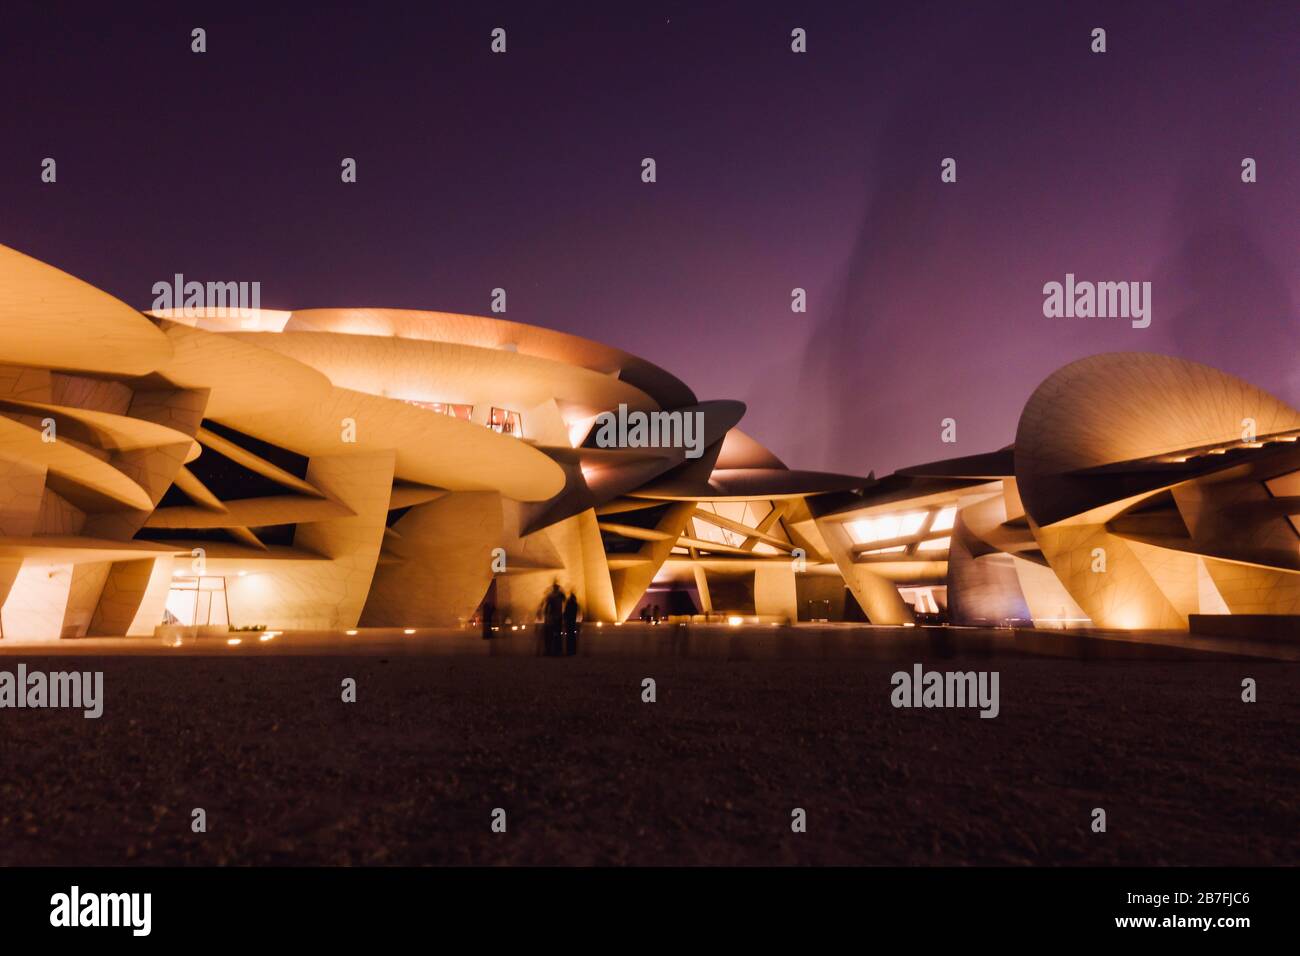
left=541, top=582, right=580, bottom=656
left=478, top=581, right=581, bottom=656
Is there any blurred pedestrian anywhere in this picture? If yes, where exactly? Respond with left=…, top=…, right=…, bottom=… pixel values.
left=563, top=591, right=580, bottom=656
left=543, top=581, right=565, bottom=656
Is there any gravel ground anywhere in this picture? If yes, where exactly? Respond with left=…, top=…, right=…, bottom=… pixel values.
left=0, top=654, right=1295, bottom=866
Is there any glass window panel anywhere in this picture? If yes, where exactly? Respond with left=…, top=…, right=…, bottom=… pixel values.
left=931, top=506, right=957, bottom=532
left=898, top=512, right=927, bottom=536
left=489, top=407, right=523, bottom=437
left=846, top=511, right=929, bottom=544
left=716, top=501, right=748, bottom=524
left=917, top=536, right=951, bottom=552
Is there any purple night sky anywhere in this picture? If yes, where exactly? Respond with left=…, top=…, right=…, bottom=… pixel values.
left=2, top=1, right=1296, bottom=476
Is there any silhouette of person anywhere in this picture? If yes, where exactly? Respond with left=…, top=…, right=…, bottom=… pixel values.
left=543, top=582, right=565, bottom=657
left=563, top=591, right=580, bottom=656
left=481, top=595, right=494, bottom=640
left=652, top=603, right=661, bottom=625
